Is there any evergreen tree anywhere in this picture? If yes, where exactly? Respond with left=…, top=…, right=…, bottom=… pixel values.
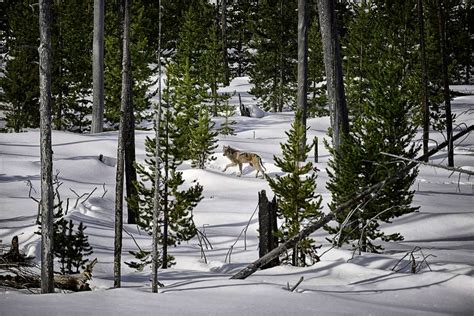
left=200, top=24, right=226, bottom=116
left=190, top=107, right=218, bottom=169
left=166, top=59, right=207, bottom=161
left=249, top=0, right=298, bottom=112
left=266, top=111, right=323, bottom=267
left=1, top=0, right=40, bottom=132
left=128, top=74, right=203, bottom=270
left=71, top=222, right=93, bottom=273
left=326, top=3, right=421, bottom=252
left=104, top=0, right=154, bottom=125
left=50, top=0, right=93, bottom=132
left=218, top=100, right=237, bottom=136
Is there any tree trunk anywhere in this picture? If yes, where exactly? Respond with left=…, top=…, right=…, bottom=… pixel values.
left=114, top=0, right=131, bottom=289
left=317, top=0, right=349, bottom=151
left=125, top=107, right=138, bottom=224
left=221, top=0, right=230, bottom=86
left=230, top=125, right=473, bottom=280
left=297, top=0, right=308, bottom=159
left=437, top=0, right=454, bottom=167
left=152, top=0, right=163, bottom=293
left=258, top=190, right=279, bottom=269
left=418, top=0, right=430, bottom=162
left=38, top=0, right=54, bottom=294
left=91, top=0, right=105, bottom=133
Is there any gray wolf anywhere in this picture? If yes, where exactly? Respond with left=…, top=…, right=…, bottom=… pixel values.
left=222, top=145, right=266, bottom=178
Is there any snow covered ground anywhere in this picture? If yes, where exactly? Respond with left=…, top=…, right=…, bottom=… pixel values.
left=0, top=79, right=473, bottom=315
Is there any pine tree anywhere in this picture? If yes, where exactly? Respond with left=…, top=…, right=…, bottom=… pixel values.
left=249, top=0, right=298, bottom=112
left=50, top=0, right=93, bottom=132
left=104, top=0, right=154, bottom=125
left=218, top=100, right=237, bottom=136
left=166, top=59, right=207, bottom=161
left=200, top=24, right=225, bottom=116
left=71, top=222, right=93, bottom=273
left=266, top=111, right=323, bottom=267
left=1, top=0, right=40, bottom=132
left=326, top=3, right=421, bottom=253
left=128, top=74, right=203, bottom=270
left=190, top=107, right=218, bottom=169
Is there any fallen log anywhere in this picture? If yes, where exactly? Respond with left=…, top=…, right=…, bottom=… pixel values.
left=0, top=258, right=98, bottom=291
left=230, top=125, right=473, bottom=280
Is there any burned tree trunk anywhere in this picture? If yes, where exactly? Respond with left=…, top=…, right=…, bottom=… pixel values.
left=258, top=190, right=279, bottom=269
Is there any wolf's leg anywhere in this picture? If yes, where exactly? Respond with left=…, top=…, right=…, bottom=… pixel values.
left=238, top=163, right=243, bottom=176
left=223, top=162, right=236, bottom=172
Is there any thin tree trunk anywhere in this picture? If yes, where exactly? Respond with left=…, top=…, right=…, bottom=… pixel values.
left=114, top=0, right=131, bottom=288
left=39, top=0, right=54, bottom=294
left=124, top=99, right=138, bottom=224
left=317, top=0, right=349, bottom=151
left=152, top=0, right=162, bottom=292
left=418, top=0, right=430, bottom=162
left=221, top=0, right=230, bottom=86
left=437, top=0, right=454, bottom=167
left=297, top=0, right=308, bottom=158
left=92, top=0, right=105, bottom=133
left=161, top=114, right=169, bottom=270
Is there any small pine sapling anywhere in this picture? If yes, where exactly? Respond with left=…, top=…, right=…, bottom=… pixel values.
left=190, top=107, right=218, bottom=169
left=266, top=111, right=323, bottom=266
left=218, top=100, right=237, bottom=136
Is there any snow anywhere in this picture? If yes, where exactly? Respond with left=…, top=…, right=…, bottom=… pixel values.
left=1, top=78, right=473, bottom=315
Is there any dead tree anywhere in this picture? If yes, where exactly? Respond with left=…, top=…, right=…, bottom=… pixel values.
left=231, top=125, right=473, bottom=280
left=258, top=191, right=279, bottom=269
left=91, top=0, right=105, bottom=133
left=297, top=0, right=309, bottom=157
left=38, top=0, right=54, bottom=294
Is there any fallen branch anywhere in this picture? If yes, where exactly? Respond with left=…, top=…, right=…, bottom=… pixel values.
left=381, top=152, right=474, bottom=176
left=230, top=125, right=473, bottom=280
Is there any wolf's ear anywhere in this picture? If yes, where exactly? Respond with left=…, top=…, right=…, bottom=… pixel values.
left=223, top=145, right=228, bottom=150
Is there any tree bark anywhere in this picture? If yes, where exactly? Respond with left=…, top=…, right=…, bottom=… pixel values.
left=38, top=0, right=54, bottom=294
left=418, top=0, right=430, bottom=162
left=91, top=0, right=105, bottom=133
left=230, top=125, right=473, bottom=280
left=125, top=107, right=138, bottom=224
left=114, top=0, right=131, bottom=289
left=151, top=0, right=162, bottom=293
left=437, top=0, right=454, bottom=167
left=258, top=190, right=279, bottom=269
left=297, top=0, right=308, bottom=158
left=317, top=0, right=349, bottom=151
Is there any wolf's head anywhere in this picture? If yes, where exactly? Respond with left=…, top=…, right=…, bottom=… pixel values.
left=223, top=145, right=230, bottom=157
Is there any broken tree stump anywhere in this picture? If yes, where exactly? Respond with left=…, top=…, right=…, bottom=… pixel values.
left=258, top=190, right=279, bottom=269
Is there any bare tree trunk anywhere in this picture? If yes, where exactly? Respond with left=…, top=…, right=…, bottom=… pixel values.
left=437, top=0, right=454, bottom=167
left=317, top=0, right=349, bottom=151
left=91, top=0, right=105, bottom=133
left=418, top=0, right=430, bottom=162
left=221, top=0, right=230, bottom=86
left=38, top=0, right=54, bottom=294
left=125, top=105, right=138, bottom=224
left=297, top=0, right=308, bottom=158
left=151, top=0, right=162, bottom=293
left=114, top=0, right=131, bottom=288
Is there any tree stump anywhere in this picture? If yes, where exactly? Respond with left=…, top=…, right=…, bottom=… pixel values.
left=258, top=190, right=279, bottom=269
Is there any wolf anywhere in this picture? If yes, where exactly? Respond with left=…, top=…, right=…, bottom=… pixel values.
left=222, top=145, right=266, bottom=178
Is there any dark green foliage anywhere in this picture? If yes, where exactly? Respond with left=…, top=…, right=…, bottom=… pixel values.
left=190, top=108, right=218, bottom=169
left=266, top=111, right=323, bottom=266
left=327, top=3, right=421, bottom=252
left=227, top=0, right=257, bottom=77
left=218, top=100, right=237, bottom=136
left=248, top=0, right=298, bottom=112
left=1, top=0, right=40, bottom=132
left=104, top=0, right=154, bottom=125
left=127, top=71, right=203, bottom=270
left=36, top=179, right=93, bottom=274
left=50, top=0, right=93, bottom=132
